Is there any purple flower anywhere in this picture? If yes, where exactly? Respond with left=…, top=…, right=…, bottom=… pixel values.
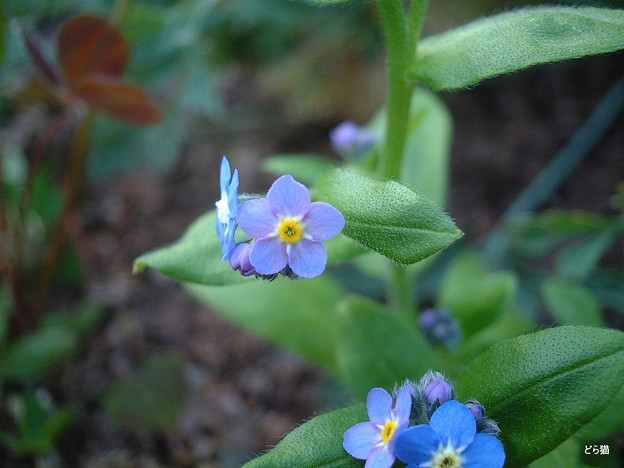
left=344, top=386, right=412, bottom=468
left=215, top=156, right=239, bottom=261
left=237, top=175, right=344, bottom=278
left=330, top=121, right=378, bottom=159
left=229, top=243, right=257, bottom=277
left=425, top=379, right=453, bottom=406
left=396, top=400, right=505, bottom=468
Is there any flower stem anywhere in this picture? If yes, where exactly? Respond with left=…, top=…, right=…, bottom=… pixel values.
left=33, top=111, right=94, bottom=323
left=375, top=0, right=428, bottom=317
left=375, top=0, right=413, bottom=180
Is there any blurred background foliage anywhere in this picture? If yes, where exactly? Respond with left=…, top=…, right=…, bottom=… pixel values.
left=0, top=0, right=623, bottom=466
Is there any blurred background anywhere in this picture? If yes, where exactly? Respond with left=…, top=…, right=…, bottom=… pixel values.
left=0, top=0, right=623, bottom=466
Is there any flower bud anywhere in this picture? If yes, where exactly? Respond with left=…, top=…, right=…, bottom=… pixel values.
left=465, top=401, right=485, bottom=421
left=229, top=243, right=256, bottom=277
left=424, top=379, right=453, bottom=405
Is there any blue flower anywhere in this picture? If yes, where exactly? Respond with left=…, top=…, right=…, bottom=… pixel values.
left=237, top=174, right=344, bottom=278
left=343, top=386, right=412, bottom=468
left=396, top=400, right=505, bottom=468
left=420, top=308, right=463, bottom=349
left=330, top=121, right=378, bottom=159
left=215, top=156, right=239, bottom=261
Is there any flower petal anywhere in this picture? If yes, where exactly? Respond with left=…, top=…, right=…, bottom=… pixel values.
left=303, top=202, right=345, bottom=240
left=237, top=199, right=277, bottom=238
left=221, top=218, right=237, bottom=260
left=365, top=444, right=395, bottom=468
left=395, top=425, right=440, bottom=466
left=367, top=388, right=393, bottom=426
left=429, top=400, right=476, bottom=449
left=394, top=385, right=413, bottom=423
left=227, top=168, right=239, bottom=216
left=220, top=156, right=231, bottom=190
left=267, top=175, right=311, bottom=217
left=462, top=433, right=506, bottom=468
left=287, top=239, right=327, bottom=278
left=249, top=237, right=288, bottom=274
left=343, top=422, right=381, bottom=459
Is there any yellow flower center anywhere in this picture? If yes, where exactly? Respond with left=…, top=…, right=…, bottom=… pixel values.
left=381, top=421, right=398, bottom=444
left=431, top=446, right=463, bottom=468
left=277, top=218, right=304, bottom=243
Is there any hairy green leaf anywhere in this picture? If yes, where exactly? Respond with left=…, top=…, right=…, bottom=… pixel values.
left=186, top=276, right=343, bottom=372
left=133, top=211, right=250, bottom=286
left=412, top=7, right=624, bottom=90
left=243, top=404, right=366, bottom=468
left=316, top=169, right=462, bottom=264
left=458, top=326, right=624, bottom=467
left=335, top=295, right=437, bottom=399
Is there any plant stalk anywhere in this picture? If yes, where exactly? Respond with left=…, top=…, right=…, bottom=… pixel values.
left=33, top=111, right=94, bottom=323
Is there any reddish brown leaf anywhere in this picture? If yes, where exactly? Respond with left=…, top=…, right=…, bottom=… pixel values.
left=75, top=75, right=163, bottom=125
left=59, top=15, right=129, bottom=90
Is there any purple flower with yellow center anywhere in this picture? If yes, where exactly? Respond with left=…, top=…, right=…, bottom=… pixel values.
left=343, top=386, right=412, bottom=468
left=215, top=156, right=239, bottom=261
left=237, top=174, right=344, bottom=278
left=396, top=400, right=505, bottom=468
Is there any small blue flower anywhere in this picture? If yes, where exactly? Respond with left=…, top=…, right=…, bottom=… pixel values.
left=330, top=121, right=378, bottom=159
left=396, top=400, right=505, bottom=468
left=237, top=174, right=344, bottom=278
left=343, top=386, right=412, bottom=468
left=420, top=308, right=463, bottom=349
left=215, top=156, right=239, bottom=261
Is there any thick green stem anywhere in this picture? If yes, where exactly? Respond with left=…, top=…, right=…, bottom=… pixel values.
left=375, top=0, right=428, bottom=316
left=376, top=0, right=413, bottom=180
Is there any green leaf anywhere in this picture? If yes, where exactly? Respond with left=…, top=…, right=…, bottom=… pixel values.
left=438, top=251, right=517, bottom=337
left=556, top=231, right=617, bottom=281
left=541, top=277, right=605, bottom=327
left=401, top=87, right=452, bottom=207
left=316, top=169, right=462, bottom=265
left=300, top=0, right=353, bottom=5
left=186, top=276, right=343, bottom=372
left=243, top=404, right=366, bottom=468
left=412, top=7, right=624, bottom=90
left=262, top=153, right=335, bottom=186
left=0, top=327, right=77, bottom=382
left=529, top=438, right=580, bottom=468
left=104, top=353, right=185, bottom=432
left=335, top=295, right=436, bottom=399
left=576, top=381, right=624, bottom=442
left=134, top=211, right=250, bottom=286
left=457, top=326, right=624, bottom=467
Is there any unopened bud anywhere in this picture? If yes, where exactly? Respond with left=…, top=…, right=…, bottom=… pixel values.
left=425, top=379, right=453, bottom=405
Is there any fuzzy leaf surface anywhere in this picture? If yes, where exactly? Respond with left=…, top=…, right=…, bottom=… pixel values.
left=412, top=7, right=624, bottom=90
left=242, top=404, right=366, bottom=468
left=458, top=326, right=624, bottom=467
left=316, top=169, right=462, bottom=264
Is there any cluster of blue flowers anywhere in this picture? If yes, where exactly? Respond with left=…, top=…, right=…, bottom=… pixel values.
left=344, top=371, right=505, bottom=468
left=420, top=308, right=463, bottom=349
left=215, top=157, right=345, bottom=279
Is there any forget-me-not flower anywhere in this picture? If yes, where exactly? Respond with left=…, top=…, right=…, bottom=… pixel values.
left=395, top=400, right=505, bottom=468
left=343, top=386, right=412, bottom=468
left=215, top=156, right=239, bottom=261
left=330, top=121, right=378, bottom=159
left=236, top=174, right=344, bottom=278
